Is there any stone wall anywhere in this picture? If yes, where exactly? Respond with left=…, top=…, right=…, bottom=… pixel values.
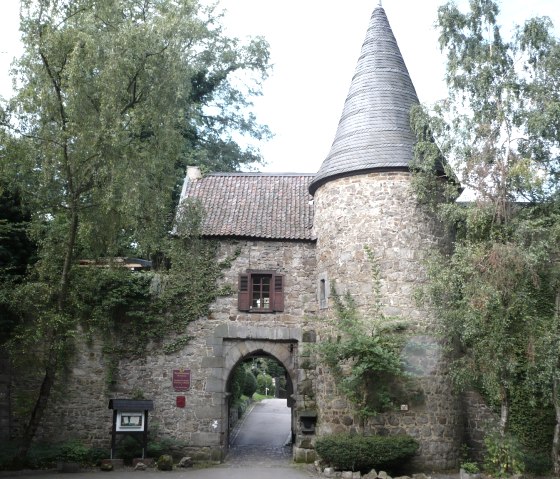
left=5, top=198, right=479, bottom=469
left=311, top=172, right=462, bottom=470
left=28, top=239, right=317, bottom=462
left=462, top=390, right=499, bottom=462
left=28, top=339, right=114, bottom=448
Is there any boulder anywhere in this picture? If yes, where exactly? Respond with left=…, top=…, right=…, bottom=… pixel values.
left=178, top=456, right=193, bottom=468
left=157, top=454, right=174, bottom=471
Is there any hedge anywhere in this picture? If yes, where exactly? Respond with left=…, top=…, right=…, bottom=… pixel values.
left=315, top=434, right=419, bottom=472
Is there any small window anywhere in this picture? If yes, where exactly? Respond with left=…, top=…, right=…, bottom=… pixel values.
left=318, top=273, right=329, bottom=309
left=320, top=279, right=327, bottom=309
left=238, top=271, right=284, bottom=312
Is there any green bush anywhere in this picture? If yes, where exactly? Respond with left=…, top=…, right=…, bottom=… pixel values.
left=460, top=461, right=480, bottom=474
left=147, top=437, right=185, bottom=459
left=522, top=451, right=552, bottom=475
left=0, top=440, right=108, bottom=470
left=483, top=433, right=524, bottom=477
left=315, top=434, right=419, bottom=473
left=243, top=370, right=257, bottom=397
left=230, top=365, right=247, bottom=402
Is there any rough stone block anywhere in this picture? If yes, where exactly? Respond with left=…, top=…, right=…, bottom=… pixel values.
left=101, top=459, right=123, bottom=470
left=196, top=405, right=222, bottom=419
left=133, top=458, right=154, bottom=468
left=302, top=330, right=317, bottom=343
left=323, top=467, right=335, bottom=477
left=213, top=324, right=228, bottom=338
left=205, top=377, right=223, bottom=392
left=190, top=432, right=221, bottom=446
left=201, top=356, right=224, bottom=368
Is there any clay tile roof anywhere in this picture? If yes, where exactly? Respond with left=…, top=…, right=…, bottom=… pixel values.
left=178, top=173, right=315, bottom=240
left=309, top=6, right=424, bottom=195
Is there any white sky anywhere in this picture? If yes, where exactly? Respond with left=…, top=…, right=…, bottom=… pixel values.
left=1, top=1, right=559, bottom=174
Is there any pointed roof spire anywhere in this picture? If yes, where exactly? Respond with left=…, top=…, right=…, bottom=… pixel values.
left=309, top=6, right=419, bottom=195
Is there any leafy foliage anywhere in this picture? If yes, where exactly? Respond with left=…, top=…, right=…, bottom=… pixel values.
left=315, top=249, right=408, bottom=418
left=256, top=373, right=274, bottom=396
left=0, top=0, right=269, bottom=457
left=410, top=0, right=560, bottom=470
left=243, top=370, right=257, bottom=398
left=0, top=183, right=36, bottom=344
left=0, top=440, right=107, bottom=470
left=230, top=363, right=248, bottom=403
left=483, top=433, right=525, bottom=477
left=315, top=434, right=419, bottom=473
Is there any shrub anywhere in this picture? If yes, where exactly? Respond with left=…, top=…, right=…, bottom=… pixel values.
left=157, top=454, right=173, bottom=471
left=460, top=461, right=480, bottom=474
left=483, top=432, right=524, bottom=477
left=147, top=437, right=185, bottom=459
left=0, top=440, right=109, bottom=470
left=230, top=365, right=247, bottom=402
left=243, top=370, right=257, bottom=397
left=315, top=434, right=419, bottom=473
left=522, top=451, right=552, bottom=475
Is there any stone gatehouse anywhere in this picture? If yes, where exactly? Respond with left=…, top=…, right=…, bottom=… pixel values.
left=5, top=5, right=485, bottom=470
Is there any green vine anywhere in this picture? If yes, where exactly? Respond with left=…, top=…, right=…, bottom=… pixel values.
left=72, top=199, right=238, bottom=388
left=315, top=247, right=409, bottom=418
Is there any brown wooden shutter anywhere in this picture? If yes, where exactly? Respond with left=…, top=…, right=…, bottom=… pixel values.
left=272, top=274, right=284, bottom=312
left=238, top=274, right=250, bottom=311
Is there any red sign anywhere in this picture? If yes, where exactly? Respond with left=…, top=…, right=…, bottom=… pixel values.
left=172, top=369, right=191, bottom=391
left=176, top=396, right=186, bottom=408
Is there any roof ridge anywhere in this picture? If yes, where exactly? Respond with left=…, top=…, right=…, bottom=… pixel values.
left=207, top=172, right=315, bottom=177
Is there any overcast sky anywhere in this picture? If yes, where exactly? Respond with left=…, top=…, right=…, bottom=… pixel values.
left=1, top=1, right=559, bottom=174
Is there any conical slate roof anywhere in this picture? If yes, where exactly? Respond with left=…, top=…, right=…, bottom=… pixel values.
left=309, top=6, right=420, bottom=195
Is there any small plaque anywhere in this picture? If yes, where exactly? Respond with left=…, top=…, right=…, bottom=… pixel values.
left=176, top=396, right=186, bottom=408
left=173, top=369, right=191, bottom=391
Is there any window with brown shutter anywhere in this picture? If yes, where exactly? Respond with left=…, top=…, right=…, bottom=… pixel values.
left=238, top=271, right=285, bottom=313
left=238, top=274, right=250, bottom=311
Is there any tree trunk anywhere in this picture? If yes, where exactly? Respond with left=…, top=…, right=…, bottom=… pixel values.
left=499, top=385, right=509, bottom=436
left=17, top=353, right=57, bottom=460
left=552, top=289, right=560, bottom=475
left=17, top=206, right=79, bottom=460
left=552, top=375, right=560, bottom=475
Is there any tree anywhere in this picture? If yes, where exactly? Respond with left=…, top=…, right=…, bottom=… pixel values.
left=0, top=179, right=36, bottom=344
left=0, top=0, right=270, bottom=459
left=411, top=0, right=560, bottom=471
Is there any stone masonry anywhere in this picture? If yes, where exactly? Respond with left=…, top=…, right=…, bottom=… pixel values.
left=312, top=172, right=462, bottom=470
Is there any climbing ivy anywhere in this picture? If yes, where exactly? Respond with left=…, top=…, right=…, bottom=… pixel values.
left=315, top=247, right=409, bottom=418
left=70, top=199, right=238, bottom=387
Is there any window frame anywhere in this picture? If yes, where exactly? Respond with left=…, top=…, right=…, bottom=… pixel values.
left=238, top=270, right=285, bottom=313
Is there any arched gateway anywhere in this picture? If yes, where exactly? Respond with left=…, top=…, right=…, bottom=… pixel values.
left=206, top=325, right=301, bottom=457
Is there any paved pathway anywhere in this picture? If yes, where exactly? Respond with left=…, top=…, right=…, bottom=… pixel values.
left=227, top=398, right=293, bottom=466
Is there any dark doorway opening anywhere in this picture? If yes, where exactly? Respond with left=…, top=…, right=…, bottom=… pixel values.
left=225, top=351, right=294, bottom=464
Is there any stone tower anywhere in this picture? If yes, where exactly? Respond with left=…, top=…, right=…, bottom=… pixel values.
left=309, top=6, right=461, bottom=469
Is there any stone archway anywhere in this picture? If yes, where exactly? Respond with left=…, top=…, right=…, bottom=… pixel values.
left=222, top=339, right=298, bottom=456
left=225, top=347, right=296, bottom=449
left=201, top=324, right=301, bottom=461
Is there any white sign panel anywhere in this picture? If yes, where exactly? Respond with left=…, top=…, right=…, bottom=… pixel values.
left=116, top=411, right=144, bottom=432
